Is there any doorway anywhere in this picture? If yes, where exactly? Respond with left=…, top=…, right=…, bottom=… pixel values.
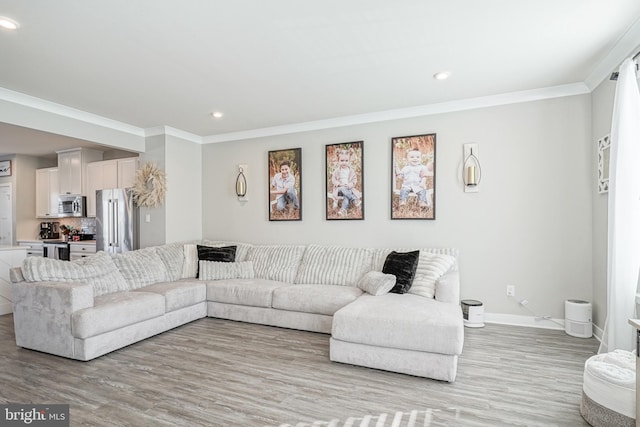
left=0, top=184, right=13, bottom=246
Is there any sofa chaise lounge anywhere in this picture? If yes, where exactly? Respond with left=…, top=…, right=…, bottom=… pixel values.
left=10, top=241, right=464, bottom=382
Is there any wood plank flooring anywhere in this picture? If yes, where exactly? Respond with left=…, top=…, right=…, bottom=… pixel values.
left=0, top=314, right=598, bottom=426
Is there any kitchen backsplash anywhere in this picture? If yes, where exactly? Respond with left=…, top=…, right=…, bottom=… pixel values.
left=58, top=217, right=96, bottom=234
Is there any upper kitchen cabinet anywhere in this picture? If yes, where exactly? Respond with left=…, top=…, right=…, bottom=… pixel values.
left=35, top=167, right=59, bottom=218
left=86, top=157, right=139, bottom=217
left=56, top=148, right=103, bottom=195
left=117, top=157, right=138, bottom=188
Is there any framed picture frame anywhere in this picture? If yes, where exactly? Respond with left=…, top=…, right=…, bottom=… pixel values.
left=391, top=133, right=436, bottom=220
left=325, top=141, right=364, bottom=220
left=597, top=134, right=610, bottom=194
left=0, top=160, right=11, bottom=177
left=268, top=148, right=302, bottom=221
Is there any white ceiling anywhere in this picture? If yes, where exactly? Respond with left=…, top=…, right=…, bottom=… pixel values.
left=1, top=0, right=640, bottom=156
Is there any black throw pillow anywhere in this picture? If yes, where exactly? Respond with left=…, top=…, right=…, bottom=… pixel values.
left=382, top=250, right=420, bottom=294
left=196, top=245, right=237, bottom=277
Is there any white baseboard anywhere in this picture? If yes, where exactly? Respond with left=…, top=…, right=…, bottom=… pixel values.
left=485, top=313, right=602, bottom=343
left=484, top=312, right=565, bottom=331
left=483, top=313, right=605, bottom=346
left=592, top=324, right=603, bottom=343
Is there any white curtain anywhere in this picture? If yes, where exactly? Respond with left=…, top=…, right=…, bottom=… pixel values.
left=599, top=58, right=640, bottom=354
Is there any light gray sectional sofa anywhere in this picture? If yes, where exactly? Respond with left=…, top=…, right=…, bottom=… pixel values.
left=10, top=241, right=464, bottom=382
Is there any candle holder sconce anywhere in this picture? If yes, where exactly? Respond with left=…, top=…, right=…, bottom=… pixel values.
left=236, top=164, right=248, bottom=201
left=463, top=143, right=481, bottom=193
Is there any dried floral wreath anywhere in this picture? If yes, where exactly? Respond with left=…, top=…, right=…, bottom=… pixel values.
left=131, top=162, right=167, bottom=208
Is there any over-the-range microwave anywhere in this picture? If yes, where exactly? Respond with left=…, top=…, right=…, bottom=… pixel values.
left=58, top=195, right=86, bottom=217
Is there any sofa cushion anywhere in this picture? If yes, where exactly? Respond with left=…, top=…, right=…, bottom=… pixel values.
left=272, top=284, right=363, bottom=316
left=197, top=245, right=236, bottom=262
left=206, top=278, right=290, bottom=308
left=182, top=244, right=199, bottom=279
left=154, top=243, right=185, bottom=282
left=139, top=280, right=206, bottom=312
left=408, top=253, right=457, bottom=299
left=294, top=244, right=373, bottom=286
left=332, top=293, right=464, bottom=355
left=197, top=245, right=236, bottom=277
left=112, top=248, right=168, bottom=290
left=21, top=251, right=128, bottom=297
left=182, top=242, right=253, bottom=279
left=356, top=271, right=396, bottom=296
left=201, top=240, right=252, bottom=262
left=246, top=245, right=306, bottom=283
left=199, top=260, right=254, bottom=280
left=383, top=250, right=419, bottom=294
left=71, top=291, right=165, bottom=339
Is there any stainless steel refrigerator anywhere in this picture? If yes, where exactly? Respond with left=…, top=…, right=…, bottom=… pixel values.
left=96, top=188, right=138, bottom=253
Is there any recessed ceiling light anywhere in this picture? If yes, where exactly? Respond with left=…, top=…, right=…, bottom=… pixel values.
left=433, top=71, right=451, bottom=81
left=0, top=17, right=19, bottom=30
left=211, top=111, right=224, bottom=119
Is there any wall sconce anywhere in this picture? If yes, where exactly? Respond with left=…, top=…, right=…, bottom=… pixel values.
left=236, top=164, right=248, bottom=200
left=463, top=143, right=481, bottom=193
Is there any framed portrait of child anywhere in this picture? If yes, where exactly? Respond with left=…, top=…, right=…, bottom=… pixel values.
left=268, top=148, right=302, bottom=221
left=391, top=133, right=436, bottom=220
left=325, top=141, right=364, bottom=220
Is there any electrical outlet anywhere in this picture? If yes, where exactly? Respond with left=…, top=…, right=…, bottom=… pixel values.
left=506, top=285, right=515, bottom=297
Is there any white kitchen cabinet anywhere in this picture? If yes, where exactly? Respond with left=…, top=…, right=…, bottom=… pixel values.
left=57, top=148, right=103, bottom=196
left=86, top=160, right=116, bottom=217
left=35, top=167, right=59, bottom=218
left=86, top=157, right=139, bottom=217
left=69, top=242, right=96, bottom=261
left=18, top=241, right=43, bottom=257
left=117, top=157, right=138, bottom=188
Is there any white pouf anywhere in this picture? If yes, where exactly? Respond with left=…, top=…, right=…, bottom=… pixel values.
left=580, top=350, right=636, bottom=427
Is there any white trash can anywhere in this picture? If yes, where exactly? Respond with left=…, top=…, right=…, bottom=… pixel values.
left=461, top=299, right=485, bottom=328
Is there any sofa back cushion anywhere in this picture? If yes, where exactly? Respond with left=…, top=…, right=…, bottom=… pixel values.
left=295, top=244, right=374, bottom=286
left=112, top=247, right=168, bottom=290
left=246, top=245, right=306, bottom=283
left=21, top=251, right=128, bottom=297
left=154, top=243, right=185, bottom=282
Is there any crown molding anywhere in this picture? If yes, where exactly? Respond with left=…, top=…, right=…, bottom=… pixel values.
left=0, top=87, right=145, bottom=136
left=0, top=82, right=591, bottom=147
left=145, top=126, right=202, bottom=143
left=584, top=16, right=640, bottom=90
left=203, top=83, right=590, bottom=144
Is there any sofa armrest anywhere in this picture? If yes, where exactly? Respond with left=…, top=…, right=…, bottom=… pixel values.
left=11, top=280, right=94, bottom=359
left=435, top=270, right=460, bottom=304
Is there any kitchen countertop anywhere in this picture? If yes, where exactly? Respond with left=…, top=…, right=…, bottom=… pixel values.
left=0, top=246, right=28, bottom=251
left=69, top=240, right=96, bottom=245
left=17, top=239, right=96, bottom=245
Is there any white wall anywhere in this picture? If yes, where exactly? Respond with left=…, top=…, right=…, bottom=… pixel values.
left=165, top=134, right=202, bottom=243
left=138, top=134, right=203, bottom=247
left=202, top=95, right=593, bottom=320
left=590, top=79, right=617, bottom=330
left=139, top=136, right=166, bottom=248
left=0, top=154, right=56, bottom=242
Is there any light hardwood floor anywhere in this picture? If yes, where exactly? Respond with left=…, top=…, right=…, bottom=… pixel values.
left=0, top=314, right=598, bottom=426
